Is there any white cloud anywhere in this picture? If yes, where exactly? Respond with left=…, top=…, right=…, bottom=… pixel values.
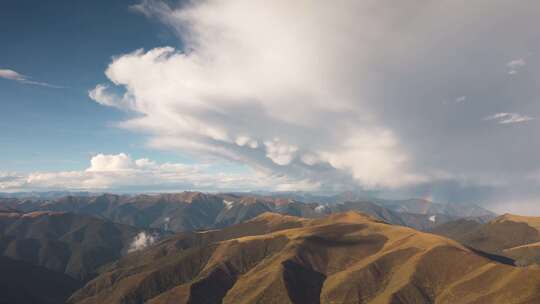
left=81, top=0, right=540, bottom=207
left=507, top=58, right=526, bottom=69
left=263, top=139, right=298, bottom=166
left=455, top=96, right=467, bottom=103
left=0, top=69, right=25, bottom=81
left=128, top=232, right=158, bottom=253
left=87, top=153, right=135, bottom=172
left=319, top=132, right=427, bottom=188
left=0, top=153, right=316, bottom=192
left=485, top=112, right=534, bottom=124
left=300, top=153, right=320, bottom=166
left=314, top=205, right=327, bottom=213
left=235, top=136, right=258, bottom=149
left=89, top=0, right=430, bottom=190
left=88, top=84, right=133, bottom=109
left=507, top=58, right=526, bottom=75
left=0, top=68, right=63, bottom=88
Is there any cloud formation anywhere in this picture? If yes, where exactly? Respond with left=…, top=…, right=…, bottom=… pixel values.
left=485, top=112, right=534, bottom=124
left=507, top=58, right=526, bottom=75
left=0, top=69, right=25, bottom=81
left=90, top=0, right=435, bottom=190
left=85, top=0, right=540, bottom=212
left=455, top=96, right=467, bottom=103
left=0, top=68, right=63, bottom=88
left=128, top=232, right=158, bottom=253
left=0, top=153, right=318, bottom=192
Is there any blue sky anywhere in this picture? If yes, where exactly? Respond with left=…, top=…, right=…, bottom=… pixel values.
left=2, top=0, right=540, bottom=214
left=0, top=0, right=182, bottom=172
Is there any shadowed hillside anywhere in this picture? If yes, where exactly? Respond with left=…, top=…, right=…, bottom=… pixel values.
left=0, top=210, right=156, bottom=281
left=69, top=212, right=540, bottom=304
left=431, top=213, right=540, bottom=266
left=0, top=255, right=81, bottom=304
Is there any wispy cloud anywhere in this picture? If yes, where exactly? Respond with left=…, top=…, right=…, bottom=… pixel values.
left=0, top=69, right=26, bottom=81
left=0, top=153, right=320, bottom=192
left=485, top=112, right=534, bottom=124
left=0, top=68, right=64, bottom=88
left=455, top=96, right=467, bottom=103
left=507, top=58, right=526, bottom=75
left=507, top=58, right=526, bottom=69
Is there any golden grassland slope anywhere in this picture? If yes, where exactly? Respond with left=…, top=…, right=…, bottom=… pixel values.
left=432, top=213, right=540, bottom=266
left=69, top=212, right=540, bottom=304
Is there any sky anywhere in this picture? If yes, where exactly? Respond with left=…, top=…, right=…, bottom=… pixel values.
left=1, top=0, right=540, bottom=214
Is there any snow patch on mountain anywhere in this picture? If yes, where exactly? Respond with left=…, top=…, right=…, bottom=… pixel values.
left=223, top=200, right=235, bottom=210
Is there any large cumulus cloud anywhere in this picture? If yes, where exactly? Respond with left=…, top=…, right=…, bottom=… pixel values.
left=91, top=0, right=432, bottom=190
left=90, top=0, right=540, bottom=212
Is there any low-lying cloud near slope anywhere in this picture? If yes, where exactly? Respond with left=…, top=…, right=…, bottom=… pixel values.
left=87, top=0, right=540, bottom=212
left=128, top=231, right=159, bottom=253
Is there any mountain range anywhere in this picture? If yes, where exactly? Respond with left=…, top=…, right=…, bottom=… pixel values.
left=0, top=192, right=495, bottom=233
left=431, top=213, right=540, bottom=266
left=0, top=208, right=160, bottom=281
left=2, top=192, right=539, bottom=304
left=68, top=211, right=540, bottom=304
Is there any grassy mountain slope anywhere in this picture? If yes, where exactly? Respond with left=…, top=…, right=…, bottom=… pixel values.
left=431, top=214, right=540, bottom=266
left=0, top=210, right=150, bottom=280
left=69, top=212, right=540, bottom=304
